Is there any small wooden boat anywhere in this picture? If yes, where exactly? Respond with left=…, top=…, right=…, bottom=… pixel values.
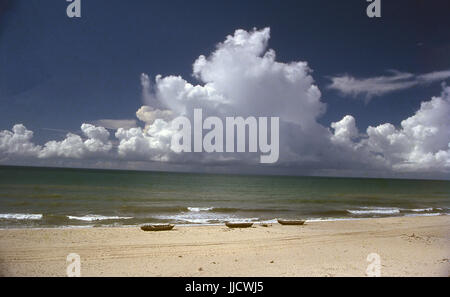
left=277, top=219, right=306, bottom=226
left=140, top=224, right=174, bottom=231
left=225, top=222, right=253, bottom=228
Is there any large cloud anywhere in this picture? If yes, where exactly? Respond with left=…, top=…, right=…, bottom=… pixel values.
left=367, top=87, right=450, bottom=172
left=0, top=28, right=449, bottom=178
left=143, top=28, right=325, bottom=126
left=330, top=86, right=450, bottom=173
left=121, top=28, right=330, bottom=167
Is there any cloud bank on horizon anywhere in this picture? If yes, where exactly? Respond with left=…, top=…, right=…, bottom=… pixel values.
left=1, top=28, right=449, bottom=177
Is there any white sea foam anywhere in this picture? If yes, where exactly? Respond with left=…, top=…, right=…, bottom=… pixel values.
left=305, top=217, right=362, bottom=222
left=187, top=207, right=214, bottom=212
left=409, top=208, right=433, bottom=212
left=67, top=215, right=133, bottom=221
left=0, top=213, right=43, bottom=220
left=58, top=225, right=96, bottom=229
left=347, top=207, right=400, bottom=215
left=405, top=213, right=443, bottom=217
left=155, top=211, right=259, bottom=224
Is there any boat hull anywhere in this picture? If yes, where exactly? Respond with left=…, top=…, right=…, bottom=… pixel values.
left=140, top=224, right=175, bottom=231
left=225, top=222, right=253, bottom=228
left=277, top=219, right=305, bottom=226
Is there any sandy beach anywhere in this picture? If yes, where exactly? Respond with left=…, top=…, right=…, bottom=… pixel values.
left=0, top=216, right=449, bottom=277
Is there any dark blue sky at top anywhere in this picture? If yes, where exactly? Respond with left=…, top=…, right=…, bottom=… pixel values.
left=1, top=0, right=449, bottom=144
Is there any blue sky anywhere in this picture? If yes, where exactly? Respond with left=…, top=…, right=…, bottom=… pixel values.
left=1, top=0, right=450, bottom=178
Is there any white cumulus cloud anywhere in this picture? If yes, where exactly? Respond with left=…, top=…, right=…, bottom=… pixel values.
left=115, top=119, right=175, bottom=162
left=0, top=124, right=41, bottom=159
left=39, top=124, right=112, bottom=159
left=332, top=87, right=450, bottom=173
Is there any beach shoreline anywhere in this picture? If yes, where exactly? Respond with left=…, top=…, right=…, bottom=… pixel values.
left=0, top=213, right=446, bottom=231
left=0, top=216, right=449, bottom=277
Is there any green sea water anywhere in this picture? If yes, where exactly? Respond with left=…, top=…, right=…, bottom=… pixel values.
left=0, top=166, right=449, bottom=228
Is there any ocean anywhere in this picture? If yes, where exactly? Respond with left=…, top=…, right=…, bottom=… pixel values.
left=0, top=166, right=449, bottom=229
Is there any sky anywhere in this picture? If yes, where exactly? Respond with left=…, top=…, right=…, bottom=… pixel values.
left=1, top=0, right=450, bottom=179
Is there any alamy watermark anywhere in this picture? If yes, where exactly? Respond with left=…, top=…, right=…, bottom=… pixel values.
left=66, top=0, right=81, bottom=18
left=366, top=0, right=381, bottom=18
left=65, top=1, right=380, bottom=19
left=65, top=1, right=380, bottom=20
left=170, top=109, right=280, bottom=164
left=366, top=253, right=381, bottom=277
left=66, top=253, right=81, bottom=277
left=64, top=251, right=381, bottom=277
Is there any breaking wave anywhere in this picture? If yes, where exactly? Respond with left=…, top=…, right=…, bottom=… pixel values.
left=0, top=213, right=43, bottom=220
left=67, top=215, right=133, bottom=222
